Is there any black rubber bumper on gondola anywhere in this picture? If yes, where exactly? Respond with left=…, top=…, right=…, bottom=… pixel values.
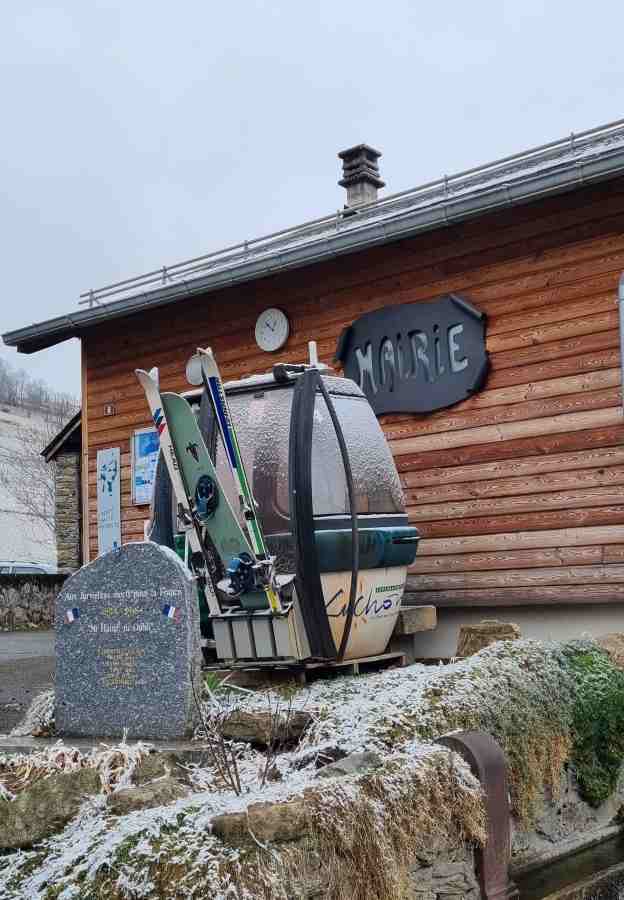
left=289, top=369, right=360, bottom=660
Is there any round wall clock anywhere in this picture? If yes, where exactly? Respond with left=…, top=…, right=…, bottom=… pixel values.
left=255, top=308, right=290, bottom=352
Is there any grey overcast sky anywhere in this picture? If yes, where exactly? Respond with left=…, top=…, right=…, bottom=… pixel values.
left=1, top=0, right=623, bottom=397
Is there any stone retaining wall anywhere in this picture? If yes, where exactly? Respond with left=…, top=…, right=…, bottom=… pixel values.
left=407, top=844, right=480, bottom=899
left=305, top=841, right=480, bottom=899
left=0, top=574, right=67, bottom=629
left=511, top=763, right=624, bottom=872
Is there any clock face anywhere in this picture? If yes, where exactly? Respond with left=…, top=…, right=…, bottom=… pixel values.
left=255, top=308, right=290, bottom=352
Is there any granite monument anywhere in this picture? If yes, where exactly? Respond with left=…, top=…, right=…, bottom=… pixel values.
left=55, top=541, right=201, bottom=739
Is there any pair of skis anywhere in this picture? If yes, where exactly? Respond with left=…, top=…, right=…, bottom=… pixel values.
left=136, top=348, right=282, bottom=614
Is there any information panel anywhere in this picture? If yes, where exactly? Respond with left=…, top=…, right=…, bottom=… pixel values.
left=132, top=427, right=159, bottom=506
left=96, top=447, right=121, bottom=555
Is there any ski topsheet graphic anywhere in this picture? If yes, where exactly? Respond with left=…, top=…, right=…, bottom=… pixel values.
left=161, top=391, right=272, bottom=610
left=136, top=367, right=273, bottom=611
left=198, top=346, right=282, bottom=613
left=135, top=367, right=220, bottom=615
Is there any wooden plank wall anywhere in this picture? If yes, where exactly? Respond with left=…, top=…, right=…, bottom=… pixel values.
left=83, top=177, right=624, bottom=607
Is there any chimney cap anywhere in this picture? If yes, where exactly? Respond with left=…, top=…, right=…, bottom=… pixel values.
left=338, top=144, right=385, bottom=199
left=337, top=142, right=383, bottom=161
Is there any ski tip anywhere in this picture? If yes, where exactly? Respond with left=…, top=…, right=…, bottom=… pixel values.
left=197, top=347, right=218, bottom=380
left=135, top=367, right=159, bottom=390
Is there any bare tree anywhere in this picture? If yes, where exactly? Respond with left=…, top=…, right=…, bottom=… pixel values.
left=0, top=419, right=63, bottom=547
left=0, top=359, right=78, bottom=551
left=0, top=358, right=76, bottom=414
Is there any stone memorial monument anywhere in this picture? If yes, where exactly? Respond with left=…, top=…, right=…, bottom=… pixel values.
left=55, top=542, right=201, bottom=739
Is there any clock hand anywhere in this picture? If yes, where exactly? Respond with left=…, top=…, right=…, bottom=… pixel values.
left=266, top=321, right=275, bottom=332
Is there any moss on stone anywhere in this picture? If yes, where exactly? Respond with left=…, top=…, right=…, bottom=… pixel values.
left=4, top=637, right=624, bottom=899
left=565, top=646, right=624, bottom=807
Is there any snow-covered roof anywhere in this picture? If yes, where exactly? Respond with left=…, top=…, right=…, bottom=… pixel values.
left=5, top=117, right=624, bottom=354
left=41, top=410, right=81, bottom=462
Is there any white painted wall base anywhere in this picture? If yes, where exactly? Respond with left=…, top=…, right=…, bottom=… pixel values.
left=408, top=604, right=624, bottom=659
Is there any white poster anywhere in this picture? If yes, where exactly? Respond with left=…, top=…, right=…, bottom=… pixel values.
left=132, top=428, right=159, bottom=506
left=97, top=447, right=121, bottom=555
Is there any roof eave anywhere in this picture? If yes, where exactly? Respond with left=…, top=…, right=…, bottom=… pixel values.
left=5, top=145, right=624, bottom=354
left=41, top=410, right=82, bottom=462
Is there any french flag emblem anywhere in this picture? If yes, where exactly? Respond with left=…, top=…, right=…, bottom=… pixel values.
left=162, top=604, right=180, bottom=623
left=65, top=608, right=80, bottom=624
left=153, top=408, right=166, bottom=436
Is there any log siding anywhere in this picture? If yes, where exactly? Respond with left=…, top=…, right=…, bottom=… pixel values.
left=83, top=177, right=624, bottom=608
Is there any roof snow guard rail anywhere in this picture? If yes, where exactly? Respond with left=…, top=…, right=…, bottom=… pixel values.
left=5, top=117, right=624, bottom=354
left=77, top=117, right=624, bottom=310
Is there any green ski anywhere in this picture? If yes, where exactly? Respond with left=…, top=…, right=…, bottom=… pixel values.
left=160, top=391, right=268, bottom=610
left=136, top=367, right=221, bottom=615
left=197, top=346, right=283, bottom=613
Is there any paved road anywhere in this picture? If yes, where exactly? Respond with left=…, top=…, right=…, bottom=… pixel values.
left=0, top=631, right=54, bottom=734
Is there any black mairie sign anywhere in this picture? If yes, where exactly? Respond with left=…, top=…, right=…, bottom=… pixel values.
left=335, top=294, right=489, bottom=415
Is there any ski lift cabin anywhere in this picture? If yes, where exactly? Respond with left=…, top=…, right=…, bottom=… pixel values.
left=150, top=357, right=420, bottom=665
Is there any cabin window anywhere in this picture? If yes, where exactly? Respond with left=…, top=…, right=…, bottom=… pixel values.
left=225, top=381, right=404, bottom=536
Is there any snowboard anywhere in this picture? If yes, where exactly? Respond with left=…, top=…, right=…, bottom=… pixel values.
left=160, top=391, right=269, bottom=611
left=135, top=367, right=221, bottom=615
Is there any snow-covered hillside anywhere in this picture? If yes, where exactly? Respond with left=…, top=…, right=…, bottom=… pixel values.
left=0, top=404, right=55, bottom=566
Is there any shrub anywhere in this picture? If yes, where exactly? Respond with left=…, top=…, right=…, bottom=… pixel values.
left=565, top=646, right=624, bottom=807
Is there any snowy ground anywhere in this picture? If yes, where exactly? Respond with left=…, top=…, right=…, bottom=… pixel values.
left=0, top=638, right=586, bottom=899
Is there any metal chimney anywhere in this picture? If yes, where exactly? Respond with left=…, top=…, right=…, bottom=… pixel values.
left=338, top=144, right=385, bottom=208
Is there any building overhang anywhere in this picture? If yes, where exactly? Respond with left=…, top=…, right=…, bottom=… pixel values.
left=42, top=410, right=81, bottom=462
left=5, top=118, right=624, bottom=354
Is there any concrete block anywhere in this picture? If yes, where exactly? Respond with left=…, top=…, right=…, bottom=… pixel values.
left=393, top=606, right=437, bottom=636
left=456, top=619, right=521, bottom=657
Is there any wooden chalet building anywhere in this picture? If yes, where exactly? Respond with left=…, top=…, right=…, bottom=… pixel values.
left=5, top=120, right=624, bottom=656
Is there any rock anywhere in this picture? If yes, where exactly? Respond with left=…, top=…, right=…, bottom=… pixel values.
left=456, top=620, right=521, bottom=657
left=0, top=768, right=101, bottom=850
left=595, top=633, right=624, bottom=670
left=409, top=864, right=433, bottom=884
left=210, top=812, right=252, bottom=844
left=55, top=542, right=201, bottom=739
left=431, top=859, right=479, bottom=894
left=514, top=763, right=623, bottom=856
left=107, top=777, right=190, bottom=816
left=131, top=752, right=189, bottom=786
left=11, top=606, right=28, bottom=626
left=220, top=710, right=312, bottom=747
left=293, top=745, right=346, bottom=771
left=409, top=847, right=478, bottom=898
left=211, top=798, right=307, bottom=844
left=316, top=751, right=382, bottom=779
left=432, top=861, right=472, bottom=879
left=263, top=763, right=283, bottom=783
left=392, top=606, right=437, bottom=636
left=433, top=873, right=473, bottom=891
